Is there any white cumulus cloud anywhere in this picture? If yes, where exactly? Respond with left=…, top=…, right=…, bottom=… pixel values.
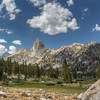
left=67, top=0, right=74, bottom=7
left=92, top=24, right=100, bottom=32
left=8, top=45, right=16, bottom=54
left=68, top=18, right=79, bottom=30
left=0, top=44, right=7, bottom=55
left=0, top=39, right=7, bottom=43
left=0, top=0, right=21, bottom=20
left=12, top=40, right=22, bottom=45
left=29, top=0, right=46, bottom=6
left=27, top=2, right=79, bottom=35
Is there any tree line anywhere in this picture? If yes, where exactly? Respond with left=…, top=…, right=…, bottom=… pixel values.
left=0, top=58, right=99, bottom=83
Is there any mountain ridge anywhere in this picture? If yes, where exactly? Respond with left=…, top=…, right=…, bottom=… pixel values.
left=3, top=39, right=100, bottom=74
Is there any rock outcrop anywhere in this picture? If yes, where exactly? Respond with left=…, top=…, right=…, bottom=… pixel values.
left=2, top=52, right=10, bottom=58
left=81, top=79, right=100, bottom=100
left=30, top=38, right=47, bottom=57
left=31, top=38, right=45, bottom=52
left=3, top=39, right=100, bottom=74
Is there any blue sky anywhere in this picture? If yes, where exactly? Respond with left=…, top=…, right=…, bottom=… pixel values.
left=0, top=0, right=100, bottom=55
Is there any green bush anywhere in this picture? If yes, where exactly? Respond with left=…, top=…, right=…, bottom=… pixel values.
left=45, top=82, right=55, bottom=86
left=33, top=79, right=39, bottom=82
left=56, top=81, right=63, bottom=84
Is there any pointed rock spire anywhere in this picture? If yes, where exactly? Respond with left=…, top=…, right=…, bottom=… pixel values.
left=31, top=38, right=45, bottom=52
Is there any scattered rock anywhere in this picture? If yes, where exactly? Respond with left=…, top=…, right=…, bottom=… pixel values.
left=0, top=86, right=79, bottom=100
left=39, top=89, right=46, bottom=94
left=40, top=98, right=51, bottom=100
left=21, top=92, right=30, bottom=97
left=0, top=91, right=7, bottom=98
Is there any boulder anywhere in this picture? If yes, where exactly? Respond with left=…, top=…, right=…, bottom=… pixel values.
left=81, top=79, right=100, bottom=100
left=0, top=91, right=7, bottom=98
left=77, top=93, right=84, bottom=100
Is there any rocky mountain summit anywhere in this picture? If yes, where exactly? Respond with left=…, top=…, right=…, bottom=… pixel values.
left=4, top=39, right=100, bottom=74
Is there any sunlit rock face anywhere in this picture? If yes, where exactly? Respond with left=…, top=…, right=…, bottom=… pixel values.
left=4, top=39, right=100, bottom=74
left=31, top=38, right=45, bottom=52
left=81, top=79, right=100, bottom=100
left=30, top=38, right=47, bottom=57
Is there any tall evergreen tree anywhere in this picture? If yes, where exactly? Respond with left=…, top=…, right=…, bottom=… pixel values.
left=97, top=64, right=100, bottom=79
left=62, top=59, right=72, bottom=83
left=0, top=66, right=3, bottom=80
left=34, top=64, right=40, bottom=78
left=24, top=63, right=28, bottom=80
left=0, top=59, right=5, bottom=80
left=47, top=66, right=59, bottom=78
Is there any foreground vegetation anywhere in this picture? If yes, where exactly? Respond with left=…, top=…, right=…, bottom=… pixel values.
left=0, top=78, right=96, bottom=94
left=0, top=58, right=99, bottom=94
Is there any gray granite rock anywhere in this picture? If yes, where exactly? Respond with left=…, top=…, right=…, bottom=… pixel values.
left=81, top=79, right=100, bottom=100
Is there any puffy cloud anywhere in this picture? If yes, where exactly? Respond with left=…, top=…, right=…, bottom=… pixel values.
left=12, top=40, right=22, bottom=45
left=0, top=0, right=21, bottom=20
left=8, top=45, right=16, bottom=54
left=92, top=24, right=100, bottom=32
left=7, top=31, right=13, bottom=34
left=29, top=0, right=46, bottom=6
left=67, top=0, right=74, bottom=7
left=81, top=8, right=89, bottom=20
left=27, top=2, right=79, bottom=35
left=0, top=28, right=13, bottom=34
left=68, top=18, right=79, bottom=30
left=83, top=8, right=88, bottom=12
left=9, top=14, right=16, bottom=20
left=0, top=39, right=7, bottom=43
left=0, top=44, right=7, bottom=55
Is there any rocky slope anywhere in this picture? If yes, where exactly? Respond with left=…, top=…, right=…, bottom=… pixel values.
left=4, top=38, right=100, bottom=74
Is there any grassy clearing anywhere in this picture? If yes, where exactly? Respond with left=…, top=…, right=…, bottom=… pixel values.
left=0, top=78, right=94, bottom=94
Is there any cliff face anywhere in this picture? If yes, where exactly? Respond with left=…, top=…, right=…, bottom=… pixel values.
left=4, top=39, right=100, bottom=74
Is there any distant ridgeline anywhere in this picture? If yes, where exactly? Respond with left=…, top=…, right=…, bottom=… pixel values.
left=2, top=39, right=100, bottom=77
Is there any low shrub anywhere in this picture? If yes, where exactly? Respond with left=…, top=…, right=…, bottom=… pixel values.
left=56, top=81, right=63, bottom=84
left=45, top=82, right=55, bottom=86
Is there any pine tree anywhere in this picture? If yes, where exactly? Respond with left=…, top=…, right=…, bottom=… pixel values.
left=54, top=68, right=59, bottom=79
left=17, top=64, right=21, bottom=80
left=6, top=58, right=12, bottom=75
left=0, top=66, right=3, bottom=80
left=47, top=66, right=59, bottom=78
left=34, top=64, right=40, bottom=78
left=28, top=64, right=33, bottom=77
left=47, top=66, right=54, bottom=78
left=97, top=65, right=100, bottom=79
left=62, top=59, right=72, bottom=83
left=24, top=63, right=28, bottom=80
left=40, top=67, right=45, bottom=77
left=11, top=62, right=15, bottom=75
left=0, top=59, right=5, bottom=80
